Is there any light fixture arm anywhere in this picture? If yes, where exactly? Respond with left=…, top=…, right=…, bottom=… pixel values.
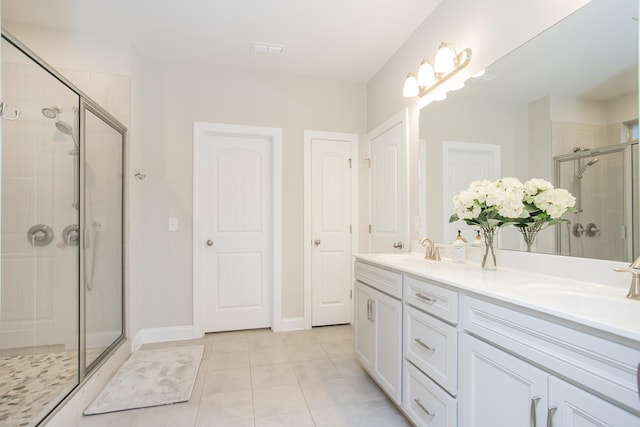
left=418, top=47, right=472, bottom=97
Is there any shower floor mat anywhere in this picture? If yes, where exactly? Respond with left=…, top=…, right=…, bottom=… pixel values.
left=0, top=350, right=78, bottom=426
left=84, top=345, right=204, bottom=415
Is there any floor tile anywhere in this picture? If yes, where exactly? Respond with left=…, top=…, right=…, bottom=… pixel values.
left=195, top=390, right=253, bottom=426
left=208, top=350, right=250, bottom=371
left=281, top=330, right=319, bottom=347
left=249, top=347, right=290, bottom=367
left=255, top=410, right=315, bottom=427
left=286, top=343, right=328, bottom=362
left=202, top=367, right=251, bottom=395
left=134, top=403, right=199, bottom=427
left=311, top=398, right=411, bottom=427
left=252, top=383, right=308, bottom=418
left=250, top=363, right=298, bottom=389
left=291, top=359, right=342, bottom=384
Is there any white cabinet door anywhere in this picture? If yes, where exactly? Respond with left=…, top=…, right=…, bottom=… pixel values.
left=354, top=281, right=374, bottom=371
left=372, top=287, right=403, bottom=404
left=461, top=334, right=548, bottom=427
left=548, top=377, right=640, bottom=427
left=354, top=280, right=403, bottom=405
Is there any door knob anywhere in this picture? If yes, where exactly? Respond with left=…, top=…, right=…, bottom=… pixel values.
left=393, top=241, right=403, bottom=249
left=206, top=239, right=214, bottom=246
left=314, top=239, right=321, bottom=245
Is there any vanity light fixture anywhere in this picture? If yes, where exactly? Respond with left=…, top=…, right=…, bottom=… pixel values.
left=403, top=42, right=472, bottom=99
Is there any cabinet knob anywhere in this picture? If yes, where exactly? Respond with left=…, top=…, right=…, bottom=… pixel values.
left=314, top=239, right=321, bottom=246
left=206, top=239, right=214, bottom=246
left=393, top=241, right=403, bottom=249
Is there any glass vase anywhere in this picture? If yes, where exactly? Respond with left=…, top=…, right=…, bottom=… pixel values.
left=517, top=222, right=545, bottom=252
left=480, top=226, right=497, bottom=270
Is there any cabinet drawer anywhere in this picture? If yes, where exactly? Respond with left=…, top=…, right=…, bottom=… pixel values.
left=404, top=275, right=458, bottom=324
left=403, top=361, right=457, bottom=427
left=355, top=260, right=402, bottom=299
left=405, top=305, right=458, bottom=395
left=463, top=295, right=640, bottom=413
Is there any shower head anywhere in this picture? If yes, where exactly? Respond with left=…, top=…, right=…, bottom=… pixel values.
left=55, top=120, right=73, bottom=135
left=55, top=120, right=79, bottom=149
left=42, top=105, right=63, bottom=119
left=577, top=158, right=599, bottom=179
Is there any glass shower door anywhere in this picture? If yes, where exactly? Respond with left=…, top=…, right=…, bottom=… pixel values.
left=1, top=38, right=80, bottom=425
left=83, top=106, right=124, bottom=369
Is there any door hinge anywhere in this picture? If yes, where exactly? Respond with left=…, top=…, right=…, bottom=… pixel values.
left=368, top=224, right=372, bottom=234
left=350, top=224, right=352, bottom=234
left=365, top=157, right=371, bottom=168
left=350, top=289, right=353, bottom=299
left=348, top=158, right=352, bottom=168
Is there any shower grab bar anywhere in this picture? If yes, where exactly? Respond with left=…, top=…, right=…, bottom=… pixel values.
left=0, top=101, right=21, bottom=120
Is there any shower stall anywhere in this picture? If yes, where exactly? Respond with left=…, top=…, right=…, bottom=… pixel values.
left=0, top=32, right=126, bottom=426
left=555, top=141, right=638, bottom=262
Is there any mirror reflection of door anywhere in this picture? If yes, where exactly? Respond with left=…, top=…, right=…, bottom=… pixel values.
left=443, top=141, right=500, bottom=244
left=368, top=110, right=408, bottom=253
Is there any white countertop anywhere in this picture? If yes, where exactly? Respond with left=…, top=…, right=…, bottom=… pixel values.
left=355, top=252, right=640, bottom=344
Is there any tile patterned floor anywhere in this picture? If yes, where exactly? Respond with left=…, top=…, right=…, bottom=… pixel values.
left=0, top=351, right=77, bottom=427
left=77, top=325, right=410, bottom=426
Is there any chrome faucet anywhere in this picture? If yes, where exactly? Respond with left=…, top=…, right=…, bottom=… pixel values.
left=613, top=256, right=640, bottom=300
left=419, top=237, right=441, bottom=261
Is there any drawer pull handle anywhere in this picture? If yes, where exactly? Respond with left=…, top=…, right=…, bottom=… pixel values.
left=414, top=338, right=436, bottom=352
left=530, top=396, right=541, bottom=427
left=415, top=292, right=436, bottom=304
left=414, top=398, right=435, bottom=417
left=547, top=406, right=557, bottom=427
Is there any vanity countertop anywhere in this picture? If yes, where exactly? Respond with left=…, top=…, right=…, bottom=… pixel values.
left=355, top=253, right=640, bottom=344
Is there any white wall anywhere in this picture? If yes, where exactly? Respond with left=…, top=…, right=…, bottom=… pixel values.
left=366, top=0, right=591, bottom=243
left=129, top=58, right=367, bottom=332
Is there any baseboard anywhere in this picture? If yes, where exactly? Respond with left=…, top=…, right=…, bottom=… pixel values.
left=131, top=325, right=195, bottom=351
left=280, top=317, right=305, bottom=331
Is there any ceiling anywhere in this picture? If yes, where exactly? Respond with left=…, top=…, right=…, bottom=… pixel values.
left=1, top=0, right=442, bottom=83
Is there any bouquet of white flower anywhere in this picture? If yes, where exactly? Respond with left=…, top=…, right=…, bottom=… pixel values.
left=511, top=178, right=576, bottom=251
left=449, top=177, right=576, bottom=266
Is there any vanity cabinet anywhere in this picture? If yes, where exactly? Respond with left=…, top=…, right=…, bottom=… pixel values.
left=403, top=275, right=459, bottom=427
left=354, top=261, right=403, bottom=404
left=353, top=255, right=640, bottom=427
left=462, top=295, right=640, bottom=426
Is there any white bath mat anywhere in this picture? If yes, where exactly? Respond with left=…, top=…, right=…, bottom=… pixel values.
left=84, top=345, right=204, bottom=415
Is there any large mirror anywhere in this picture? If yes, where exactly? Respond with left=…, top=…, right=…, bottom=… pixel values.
left=420, top=0, right=638, bottom=262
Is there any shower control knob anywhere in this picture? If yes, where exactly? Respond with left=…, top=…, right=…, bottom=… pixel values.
left=206, top=239, right=214, bottom=246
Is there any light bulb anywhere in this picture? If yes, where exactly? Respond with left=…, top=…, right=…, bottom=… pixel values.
left=416, top=60, right=435, bottom=87
left=402, top=73, right=419, bottom=97
left=434, top=43, right=456, bottom=73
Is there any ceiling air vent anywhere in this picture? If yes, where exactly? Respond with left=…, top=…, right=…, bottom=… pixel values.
left=251, top=42, right=284, bottom=55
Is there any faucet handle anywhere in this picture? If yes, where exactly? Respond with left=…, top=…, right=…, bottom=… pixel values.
left=433, top=246, right=441, bottom=261
left=613, top=267, right=640, bottom=300
left=630, top=256, right=640, bottom=270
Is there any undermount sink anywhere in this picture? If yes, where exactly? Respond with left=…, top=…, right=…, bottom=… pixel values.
left=520, top=281, right=636, bottom=316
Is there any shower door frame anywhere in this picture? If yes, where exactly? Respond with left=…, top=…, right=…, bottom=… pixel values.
left=1, top=29, right=128, bottom=422
left=553, top=141, right=636, bottom=261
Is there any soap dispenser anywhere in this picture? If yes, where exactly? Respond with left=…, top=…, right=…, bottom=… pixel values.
left=472, top=230, right=483, bottom=247
left=452, top=230, right=466, bottom=263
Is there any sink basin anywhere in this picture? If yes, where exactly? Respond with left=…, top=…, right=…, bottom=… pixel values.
left=519, top=282, right=637, bottom=318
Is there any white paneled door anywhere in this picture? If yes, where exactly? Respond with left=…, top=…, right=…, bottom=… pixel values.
left=309, top=135, right=355, bottom=326
left=195, top=124, right=278, bottom=333
left=368, top=110, right=408, bottom=253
